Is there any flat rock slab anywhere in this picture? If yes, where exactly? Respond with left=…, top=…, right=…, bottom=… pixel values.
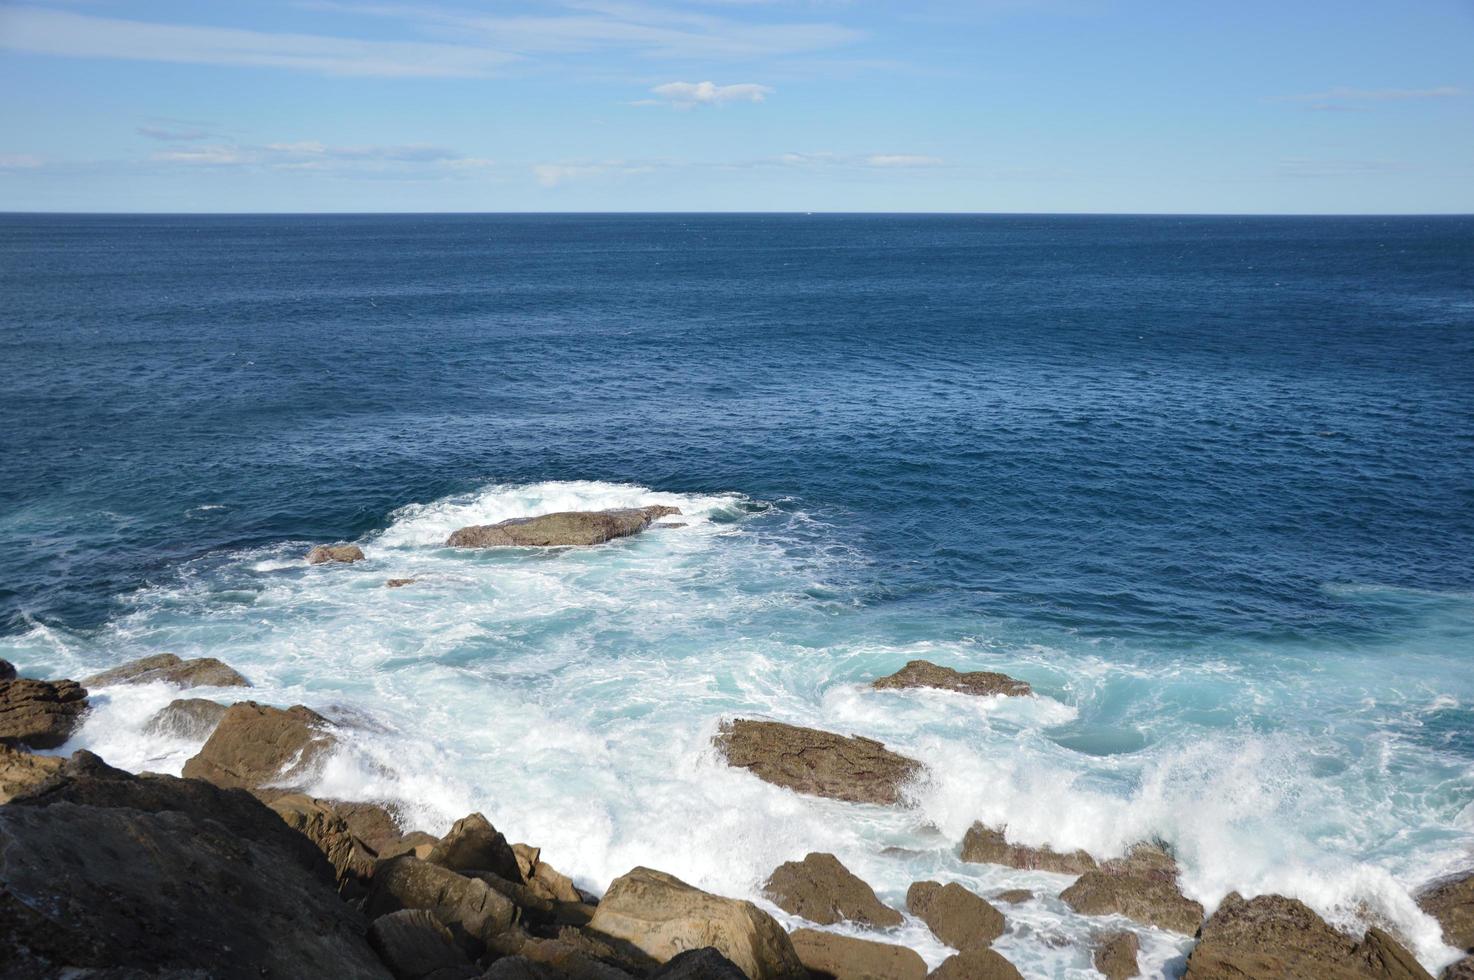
left=84, top=653, right=249, bottom=689
left=1059, top=844, right=1204, bottom=935
left=714, top=719, right=923, bottom=806
left=0, top=677, right=88, bottom=749
left=906, top=881, right=1005, bottom=951
left=447, top=506, right=681, bottom=548
left=789, top=928, right=927, bottom=980
left=307, top=544, right=366, bottom=564
left=961, top=823, right=1097, bottom=875
left=181, top=701, right=336, bottom=790
left=872, top=660, right=1031, bottom=698
left=763, top=852, right=902, bottom=928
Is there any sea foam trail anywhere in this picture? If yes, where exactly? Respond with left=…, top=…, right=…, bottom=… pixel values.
left=6, top=480, right=1469, bottom=976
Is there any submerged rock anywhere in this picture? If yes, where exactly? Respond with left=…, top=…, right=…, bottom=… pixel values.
left=446, top=505, right=682, bottom=548
left=84, top=652, right=249, bottom=689
left=0, top=744, right=64, bottom=803
left=1093, top=930, right=1141, bottom=980
left=993, top=889, right=1034, bottom=905
left=1059, top=843, right=1204, bottom=935
left=713, top=718, right=923, bottom=805
left=906, top=880, right=1006, bottom=950
left=308, top=543, right=366, bottom=564
left=586, top=866, right=806, bottom=980
left=789, top=927, right=927, bottom=980
left=1183, top=892, right=1432, bottom=980
left=763, top=852, right=903, bottom=928
left=0, top=677, right=88, bottom=749
left=386, top=577, right=418, bottom=588
left=872, top=660, right=1032, bottom=698
left=181, top=701, right=337, bottom=790
left=960, top=823, right=1098, bottom=875
left=1417, top=869, right=1474, bottom=952
left=143, top=696, right=230, bottom=739
left=926, top=946, right=1025, bottom=980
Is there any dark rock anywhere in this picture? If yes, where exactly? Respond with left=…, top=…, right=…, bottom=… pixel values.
left=993, top=890, right=1033, bottom=904
left=926, top=947, right=1025, bottom=980
left=484, top=956, right=560, bottom=980
left=1093, top=930, right=1140, bottom=980
left=586, top=866, right=806, bottom=979
left=713, top=718, right=923, bottom=806
left=0, top=677, right=88, bottom=749
left=181, top=700, right=336, bottom=789
left=446, top=506, right=682, bottom=548
left=386, top=578, right=418, bottom=588
left=906, top=880, right=1005, bottom=950
left=1059, top=843, right=1204, bottom=935
left=1417, top=870, right=1474, bottom=952
left=762, top=852, right=903, bottom=928
left=143, top=697, right=230, bottom=738
left=83, top=653, right=249, bottom=689
left=308, top=544, right=366, bottom=564
left=873, top=660, right=1031, bottom=698
left=960, top=823, right=1097, bottom=875
left=649, top=947, right=749, bottom=979
left=788, top=928, right=927, bottom=980
left=366, top=855, right=518, bottom=955
left=0, top=659, right=14, bottom=680
left=427, top=812, right=524, bottom=883
left=490, top=929, right=636, bottom=979
left=367, top=909, right=479, bottom=980
left=269, top=793, right=381, bottom=891
left=0, top=744, right=63, bottom=803
left=1183, top=892, right=1433, bottom=980
left=0, top=754, right=388, bottom=979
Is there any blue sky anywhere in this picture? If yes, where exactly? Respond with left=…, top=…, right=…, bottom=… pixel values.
left=1, top=0, right=1471, bottom=213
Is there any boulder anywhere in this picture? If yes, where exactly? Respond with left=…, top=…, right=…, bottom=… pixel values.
left=83, top=652, right=249, bottom=689
left=269, top=793, right=381, bottom=891
left=926, top=947, right=1025, bottom=980
left=0, top=677, right=88, bottom=749
left=381, top=830, right=441, bottom=861
left=789, top=928, right=927, bottom=980
left=872, top=660, right=1031, bottom=698
left=993, top=890, right=1033, bottom=905
left=763, top=852, right=903, bottom=928
left=366, top=855, right=518, bottom=954
left=1093, top=930, right=1140, bottom=980
left=143, top=697, right=230, bottom=738
left=446, top=506, right=682, bottom=548
left=1417, top=870, right=1474, bottom=952
left=1183, top=892, right=1433, bottom=980
left=427, top=812, right=524, bottom=883
left=514, top=843, right=586, bottom=904
left=0, top=659, right=14, bottom=680
left=386, top=578, right=418, bottom=588
left=906, top=880, right=1006, bottom=950
left=308, top=544, right=366, bottom=564
left=367, top=909, right=480, bottom=980
left=960, top=823, right=1098, bottom=875
left=713, top=719, right=923, bottom=806
left=488, top=929, right=637, bottom=980
left=333, top=799, right=406, bottom=852
left=1059, top=843, right=1204, bottom=935
left=649, top=948, right=750, bottom=979
left=0, top=744, right=63, bottom=803
left=0, top=752, right=388, bottom=979
left=181, top=701, right=336, bottom=789
left=586, top=866, right=806, bottom=980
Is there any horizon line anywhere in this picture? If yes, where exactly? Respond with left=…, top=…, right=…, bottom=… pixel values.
left=2, top=209, right=1472, bottom=218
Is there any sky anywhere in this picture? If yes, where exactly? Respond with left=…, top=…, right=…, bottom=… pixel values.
left=0, top=0, right=1471, bottom=213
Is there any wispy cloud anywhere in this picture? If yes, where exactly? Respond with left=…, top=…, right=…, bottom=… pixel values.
left=532, top=160, right=658, bottom=187
left=637, top=80, right=774, bottom=108
left=0, top=153, right=45, bottom=170
left=1274, top=86, right=1464, bottom=111
left=865, top=153, right=943, bottom=167
left=137, top=126, right=214, bottom=142
left=150, top=139, right=493, bottom=175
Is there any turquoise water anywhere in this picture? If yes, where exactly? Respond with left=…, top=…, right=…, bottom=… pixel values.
left=3, top=214, right=1472, bottom=976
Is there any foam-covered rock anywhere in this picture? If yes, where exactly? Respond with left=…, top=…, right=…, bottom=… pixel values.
left=960, top=823, right=1097, bottom=875
left=873, top=660, right=1031, bottom=697
left=1059, top=843, right=1203, bottom=935
left=84, top=653, right=249, bottom=689
left=181, top=701, right=336, bottom=789
left=1417, top=869, right=1474, bottom=952
left=714, top=719, right=922, bottom=805
left=447, top=506, right=681, bottom=548
left=308, top=544, right=366, bottom=564
left=144, top=697, right=230, bottom=739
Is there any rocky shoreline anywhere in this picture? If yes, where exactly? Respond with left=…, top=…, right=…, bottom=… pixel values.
left=2, top=509, right=1471, bottom=979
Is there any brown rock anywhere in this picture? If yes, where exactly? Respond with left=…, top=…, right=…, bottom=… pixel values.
left=181, top=700, right=336, bottom=789
left=763, top=852, right=903, bottom=928
left=586, top=866, right=806, bottom=980
left=491, top=929, right=637, bottom=980
left=367, top=908, right=479, bottom=980
left=1093, top=930, right=1140, bottom=980
left=993, top=890, right=1033, bottom=904
left=446, top=506, right=682, bottom=548
left=514, top=843, right=585, bottom=904
left=308, top=543, right=366, bottom=564
left=789, top=928, right=927, bottom=980
left=1059, top=843, right=1204, bottom=935
left=0, top=677, right=88, bottom=749
left=873, top=660, right=1031, bottom=698
left=83, top=653, right=249, bottom=689
left=427, top=812, right=524, bottom=883
left=960, top=823, right=1097, bottom=875
left=366, top=855, right=518, bottom=954
left=333, top=799, right=405, bottom=852
left=270, top=793, right=381, bottom=891
left=381, top=830, right=441, bottom=860
left=143, top=697, right=230, bottom=739
left=0, top=744, right=64, bottom=803
left=926, top=947, right=1025, bottom=980
left=386, top=578, right=418, bottom=588
left=713, top=718, right=923, bottom=806
left=1417, top=870, right=1474, bottom=952
left=1183, top=892, right=1433, bottom=980
left=906, top=880, right=1005, bottom=950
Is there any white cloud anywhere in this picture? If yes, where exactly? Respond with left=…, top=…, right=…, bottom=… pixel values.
left=1275, top=86, right=1464, bottom=109
left=865, top=153, right=943, bottom=167
left=533, top=161, right=658, bottom=187
left=137, top=125, right=214, bottom=142
left=0, top=153, right=45, bottom=169
left=644, top=80, right=774, bottom=108
left=149, top=139, right=489, bottom=176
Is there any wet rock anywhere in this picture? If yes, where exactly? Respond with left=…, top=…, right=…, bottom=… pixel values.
left=649, top=948, right=750, bottom=979
left=333, top=799, right=406, bottom=852
left=873, top=660, right=1032, bottom=698
left=386, top=578, right=418, bottom=588
left=1417, top=869, right=1474, bottom=952
left=0, top=752, right=388, bottom=978
left=906, top=880, right=1006, bottom=950
left=960, top=823, right=1098, bottom=875
left=1444, top=955, right=1474, bottom=979
left=0, top=677, right=88, bottom=749
left=654, top=523, right=688, bottom=529
left=269, top=793, right=381, bottom=891
left=0, top=744, right=63, bottom=803
left=366, top=855, right=518, bottom=955
left=367, top=909, right=480, bottom=980
left=427, top=812, right=524, bottom=883
left=514, top=843, right=585, bottom=904
left=1183, top=892, right=1433, bottom=980
left=446, top=506, right=682, bottom=548
left=713, top=718, right=923, bottom=806
left=84, top=652, right=250, bottom=688
left=143, top=696, right=230, bottom=738
left=993, top=889, right=1033, bottom=904
left=586, top=866, right=806, bottom=980
left=763, top=852, right=903, bottom=928
left=181, top=700, right=337, bottom=789
left=0, top=659, right=14, bottom=680
left=926, top=947, right=1025, bottom=980
left=1059, top=843, right=1204, bottom=935
left=308, top=543, right=366, bottom=564
left=789, top=928, right=927, bottom=980
left=1093, top=930, right=1140, bottom=980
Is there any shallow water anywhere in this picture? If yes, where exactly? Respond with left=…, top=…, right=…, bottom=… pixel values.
left=3, top=214, right=1473, bottom=977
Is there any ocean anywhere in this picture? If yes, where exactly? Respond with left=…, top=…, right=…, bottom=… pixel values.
left=3, top=213, right=1472, bottom=976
